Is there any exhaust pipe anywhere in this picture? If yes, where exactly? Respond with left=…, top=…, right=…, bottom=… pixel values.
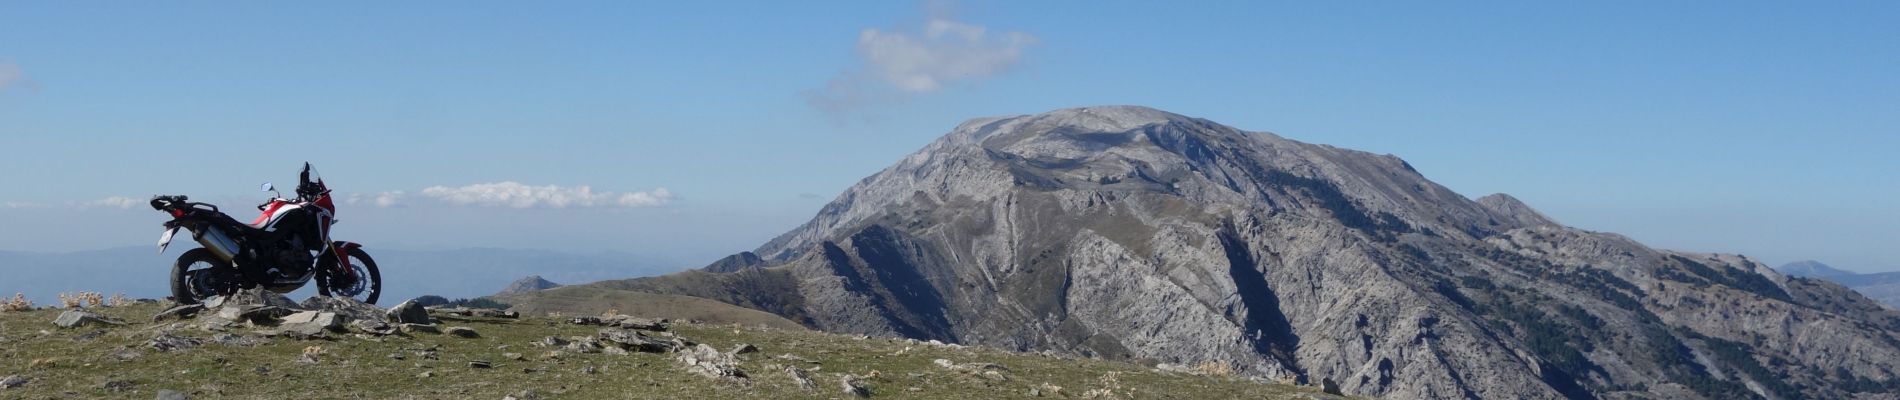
left=194, top=226, right=241, bottom=261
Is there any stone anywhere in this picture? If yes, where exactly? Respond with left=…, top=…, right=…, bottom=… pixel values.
left=417, top=371, right=434, bottom=378
left=1, top=375, right=26, bottom=389
left=502, top=390, right=542, bottom=400
left=152, top=304, right=205, bottom=322
left=784, top=366, right=814, bottom=391
left=100, top=379, right=136, bottom=392
left=730, top=343, right=760, bottom=355
left=444, top=326, right=479, bottom=338
left=349, top=320, right=398, bottom=336
left=211, top=333, right=270, bottom=347
left=146, top=334, right=204, bottom=352
left=504, top=352, right=524, bottom=361
left=564, top=338, right=603, bottom=354
left=535, top=336, right=570, bottom=348
left=155, top=389, right=189, bottom=400
left=398, top=323, right=440, bottom=334
left=468, top=360, right=493, bottom=369
left=1320, top=377, right=1341, bottom=395
left=300, top=296, right=385, bottom=323
left=597, top=328, right=674, bottom=353
left=676, top=343, right=746, bottom=380
left=568, top=316, right=603, bottom=325
left=840, top=374, right=870, bottom=398
left=387, top=300, right=431, bottom=324
left=53, top=310, right=124, bottom=328
left=216, top=305, right=291, bottom=323
left=608, top=316, right=668, bottom=331
left=278, top=312, right=345, bottom=337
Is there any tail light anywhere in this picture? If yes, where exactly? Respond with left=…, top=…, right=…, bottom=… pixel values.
left=168, top=209, right=185, bottom=218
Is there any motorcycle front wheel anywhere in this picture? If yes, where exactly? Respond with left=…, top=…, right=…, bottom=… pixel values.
left=170, top=248, right=236, bottom=305
left=316, top=247, right=382, bottom=305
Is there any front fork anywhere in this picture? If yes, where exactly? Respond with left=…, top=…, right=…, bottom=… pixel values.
left=329, top=241, right=362, bottom=280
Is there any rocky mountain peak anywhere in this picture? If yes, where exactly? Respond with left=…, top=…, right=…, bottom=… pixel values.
left=595, top=106, right=1900, bottom=399
left=1475, top=193, right=1559, bottom=228
left=495, top=275, right=561, bottom=296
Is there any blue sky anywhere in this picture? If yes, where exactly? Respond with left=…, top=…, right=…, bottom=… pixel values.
left=1, top=1, right=1896, bottom=271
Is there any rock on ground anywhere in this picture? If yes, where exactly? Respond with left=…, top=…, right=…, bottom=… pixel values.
left=155, top=389, right=189, bottom=400
left=676, top=343, right=746, bottom=380
left=53, top=310, right=125, bottom=328
left=784, top=366, right=814, bottom=391
left=597, top=328, right=675, bottom=353
left=386, top=300, right=431, bottom=324
left=840, top=374, right=870, bottom=398
left=445, top=326, right=479, bottom=338
left=300, top=296, right=385, bottom=323
left=1, top=375, right=27, bottom=389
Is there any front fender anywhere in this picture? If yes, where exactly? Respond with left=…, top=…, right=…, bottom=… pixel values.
left=330, top=241, right=364, bottom=271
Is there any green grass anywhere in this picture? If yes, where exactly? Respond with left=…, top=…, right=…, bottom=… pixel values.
left=1, top=303, right=1347, bottom=399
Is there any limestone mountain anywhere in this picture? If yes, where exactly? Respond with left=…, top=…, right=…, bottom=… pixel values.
left=511, top=106, right=1900, bottom=399
left=495, top=275, right=562, bottom=296
left=1779, top=260, right=1900, bottom=308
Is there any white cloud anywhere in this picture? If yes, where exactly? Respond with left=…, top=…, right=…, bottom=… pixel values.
left=417, top=182, right=673, bottom=209
left=345, top=191, right=408, bottom=208
left=76, top=196, right=139, bottom=210
left=0, top=61, right=23, bottom=92
left=2, top=201, right=47, bottom=209
left=807, top=4, right=1036, bottom=113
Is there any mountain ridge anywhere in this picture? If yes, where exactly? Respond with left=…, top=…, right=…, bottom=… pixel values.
left=510, top=106, right=1900, bottom=399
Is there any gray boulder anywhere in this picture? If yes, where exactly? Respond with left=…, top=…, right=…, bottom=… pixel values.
left=151, top=304, right=204, bottom=322
left=1, top=375, right=26, bottom=389
left=155, top=389, right=189, bottom=400
left=53, top=310, right=125, bottom=328
left=444, top=326, right=479, bottom=338
left=145, top=334, right=203, bottom=352
left=300, top=296, right=385, bottom=323
left=676, top=343, right=746, bottom=380
left=784, top=366, right=814, bottom=391
left=398, top=323, right=441, bottom=335
left=840, top=374, right=870, bottom=398
left=277, top=311, right=345, bottom=337
left=597, top=328, right=674, bottom=353
left=386, top=300, right=431, bottom=324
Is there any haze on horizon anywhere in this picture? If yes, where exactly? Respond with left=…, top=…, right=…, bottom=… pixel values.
left=1, top=1, right=1895, bottom=272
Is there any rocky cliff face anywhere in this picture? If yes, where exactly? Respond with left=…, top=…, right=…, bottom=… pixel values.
left=571, top=106, right=1900, bottom=399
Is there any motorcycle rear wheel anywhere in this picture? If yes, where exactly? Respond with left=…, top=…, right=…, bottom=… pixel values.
left=170, top=248, right=235, bottom=305
left=317, top=247, right=382, bottom=305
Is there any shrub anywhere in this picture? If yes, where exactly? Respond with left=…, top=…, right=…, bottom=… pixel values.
left=2, top=293, right=32, bottom=312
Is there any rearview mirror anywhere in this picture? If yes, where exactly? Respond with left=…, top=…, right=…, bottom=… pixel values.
left=260, top=182, right=274, bottom=192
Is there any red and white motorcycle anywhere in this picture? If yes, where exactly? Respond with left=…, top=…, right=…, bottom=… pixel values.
left=150, top=163, right=382, bottom=304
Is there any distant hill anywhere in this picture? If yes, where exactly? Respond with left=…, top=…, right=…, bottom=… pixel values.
left=0, top=246, right=679, bottom=305
left=1778, top=260, right=1900, bottom=307
left=495, top=275, right=563, bottom=296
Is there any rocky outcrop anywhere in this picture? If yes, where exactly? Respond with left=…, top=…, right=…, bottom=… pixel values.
left=547, top=106, right=1900, bottom=399
left=1476, top=193, right=1558, bottom=228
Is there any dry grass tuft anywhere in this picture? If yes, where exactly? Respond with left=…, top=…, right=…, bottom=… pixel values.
left=1194, top=360, right=1235, bottom=377
left=3, top=293, right=31, bottom=312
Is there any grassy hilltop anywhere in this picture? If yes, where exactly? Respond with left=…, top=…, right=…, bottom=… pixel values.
left=0, top=301, right=1347, bottom=399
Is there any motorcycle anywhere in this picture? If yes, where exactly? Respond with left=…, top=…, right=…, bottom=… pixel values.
left=150, top=163, right=382, bottom=304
